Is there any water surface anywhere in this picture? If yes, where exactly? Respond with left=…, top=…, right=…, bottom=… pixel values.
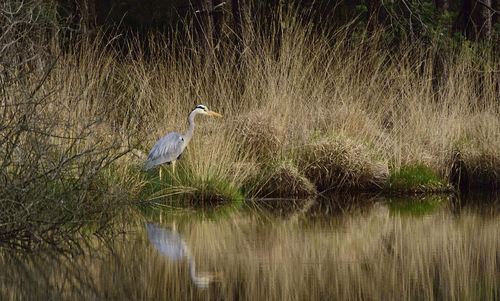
left=1, top=194, right=499, bottom=300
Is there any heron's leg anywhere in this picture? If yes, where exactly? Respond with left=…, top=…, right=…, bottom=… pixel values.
left=159, top=167, right=162, bottom=180
left=172, top=160, right=176, bottom=175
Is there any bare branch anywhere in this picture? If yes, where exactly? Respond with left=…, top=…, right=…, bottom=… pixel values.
left=475, top=0, right=500, bottom=15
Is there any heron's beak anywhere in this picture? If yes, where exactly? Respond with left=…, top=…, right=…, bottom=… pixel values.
left=207, top=111, right=222, bottom=117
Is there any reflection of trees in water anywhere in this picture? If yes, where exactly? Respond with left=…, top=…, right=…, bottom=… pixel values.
left=246, top=192, right=500, bottom=221
left=311, top=193, right=384, bottom=216
left=146, top=223, right=216, bottom=289
left=248, top=194, right=384, bottom=220
left=448, top=191, right=500, bottom=216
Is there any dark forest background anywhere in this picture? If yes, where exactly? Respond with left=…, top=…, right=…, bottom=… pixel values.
left=56, top=0, right=499, bottom=49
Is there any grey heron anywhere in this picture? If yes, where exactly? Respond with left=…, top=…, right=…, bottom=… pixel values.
left=146, top=222, right=218, bottom=289
left=144, top=105, right=222, bottom=178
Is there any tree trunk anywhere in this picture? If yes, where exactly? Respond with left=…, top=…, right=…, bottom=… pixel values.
left=492, top=0, right=499, bottom=27
left=232, top=0, right=244, bottom=43
left=456, top=0, right=493, bottom=41
left=197, top=0, right=228, bottom=70
left=434, top=0, right=449, bottom=10
left=366, top=0, right=381, bottom=31
left=231, top=0, right=251, bottom=61
left=475, top=0, right=493, bottom=40
left=75, top=0, right=97, bottom=38
left=199, top=0, right=215, bottom=68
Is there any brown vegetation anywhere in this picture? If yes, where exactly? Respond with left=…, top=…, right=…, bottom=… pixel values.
left=246, top=161, right=317, bottom=198
left=300, top=136, right=388, bottom=192
left=1, top=2, right=498, bottom=234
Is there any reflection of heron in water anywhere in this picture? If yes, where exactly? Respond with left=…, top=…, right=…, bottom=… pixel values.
left=146, top=222, right=217, bottom=289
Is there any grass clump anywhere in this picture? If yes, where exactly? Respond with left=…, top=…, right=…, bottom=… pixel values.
left=244, top=160, right=317, bottom=198
left=387, top=165, right=452, bottom=193
left=449, top=137, right=499, bottom=190
left=186, top=176, right=244, bottom=204
left=142, top=160, right=244, bottom=205
left=233, top=112, right=285, bottom=161
left=300, top=136, right=388, bottom=192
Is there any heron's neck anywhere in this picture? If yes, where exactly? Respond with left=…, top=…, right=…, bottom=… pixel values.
left=188, top=254, right=211, bottom=289
left=188, top=256, right=197, bottom=280
left=184, top=111, right=197, bottom=144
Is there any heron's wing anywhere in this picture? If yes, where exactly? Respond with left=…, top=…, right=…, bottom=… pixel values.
left=146, top=223, right=189, bottom=260
left=144, top=132, right=184, bottom=170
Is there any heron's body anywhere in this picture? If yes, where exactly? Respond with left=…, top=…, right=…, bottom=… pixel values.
left=143, top=132, right=185, bottom=171
left=146, top=222, right=189, bottom=260
left=146, top=222, right=216, bottom=289
left=144, top=105, right=222, bottom=176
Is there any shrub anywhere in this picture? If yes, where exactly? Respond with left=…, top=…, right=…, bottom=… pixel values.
left=0, top=1, right=128, bottom=250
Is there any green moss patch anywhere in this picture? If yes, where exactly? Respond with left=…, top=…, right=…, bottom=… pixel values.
left=386, top=165, right=452, bottom=193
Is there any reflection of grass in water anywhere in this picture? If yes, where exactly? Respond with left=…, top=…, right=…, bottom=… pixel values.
left=140, top=199, right=243, bottom=225
left=388, top=196, right=445, bottom=216
left=2, top=199, right=499, bottom=300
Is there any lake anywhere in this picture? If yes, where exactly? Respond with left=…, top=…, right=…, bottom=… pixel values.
left=1, top=193, right=499, bottom=300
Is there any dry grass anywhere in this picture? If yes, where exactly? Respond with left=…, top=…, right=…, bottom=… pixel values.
left=233, top=112, right=285, bottom=161
left=300, top=136, right=389, bottom=192
left=110, top=23, right=497, bottom=195
left=6, top=8, right=498, bottom=200
left=245, top=160, right=317, bottom=198
left=449, top=125, right=500, bottom=190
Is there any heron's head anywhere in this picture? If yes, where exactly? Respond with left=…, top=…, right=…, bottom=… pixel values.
left=192, top=105, right=222, bottom=117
